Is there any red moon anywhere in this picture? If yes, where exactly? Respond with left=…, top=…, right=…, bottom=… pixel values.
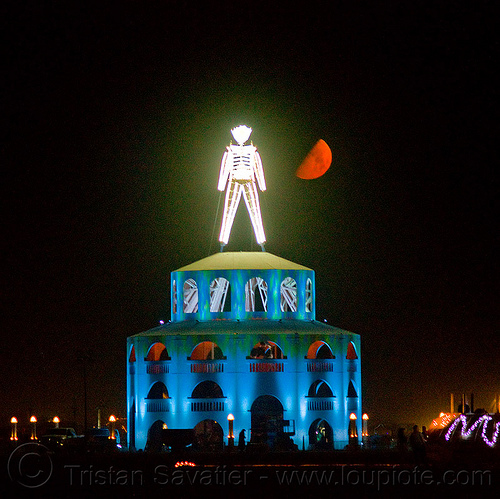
left=295, top=139, right=332, bottom=179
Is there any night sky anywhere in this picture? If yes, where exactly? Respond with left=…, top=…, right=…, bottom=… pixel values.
left=2, top=2, right=498, bottom=431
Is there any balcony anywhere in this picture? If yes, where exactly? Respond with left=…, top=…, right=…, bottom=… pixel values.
left=190, top=400, right=225, bottom=412
left=346, top=359, right=357, bottom=372
left=190, top=362, right=224, bottom=374
left=306, top=360, right=335, bottom=372
left=307, top=399, right=335, bottom=411
left=146, top=362, right=170, bottom=374
left=249, top=361, right=285, bottom=373
left=146, top=399, right=170, bottom=413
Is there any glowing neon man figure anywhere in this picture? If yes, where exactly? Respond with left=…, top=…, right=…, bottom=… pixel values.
left=218, top=125, right=266, bottom=250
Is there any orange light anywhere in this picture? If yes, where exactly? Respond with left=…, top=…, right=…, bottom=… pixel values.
left=53, top=416, right=60, bottom=423
left=362, top=413, right=369, bottom=420
left=10, top=417, right=18, bottom=424
left=109, top=415, right=116, bottom=422
left=349, top=413, right=357, bottom=420
left=30, top=416, right=37, bottom=423
left=227, top=414, right=234, bottom=421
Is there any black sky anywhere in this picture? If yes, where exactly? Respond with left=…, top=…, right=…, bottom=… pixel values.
left=2, top=2, right=498, bottom=429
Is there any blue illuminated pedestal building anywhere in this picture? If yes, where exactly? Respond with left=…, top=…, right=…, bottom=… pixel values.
left=127, top=251, right=361, bottom=451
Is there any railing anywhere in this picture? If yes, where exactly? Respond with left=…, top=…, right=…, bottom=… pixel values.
left=146, top=362, right=169, bottom=374
left=190, top=362, right=224, bottom=374
left=249, top=362, right=284, bottom=373
left=346, top=360, right=357, bottom=372
left=146, top=399, right=170, bottom=413
left=307, top=399, right=334, bottom=411
left=190, top=400, right=225, bottom=412
left=306, top=360, right=335, bottom=372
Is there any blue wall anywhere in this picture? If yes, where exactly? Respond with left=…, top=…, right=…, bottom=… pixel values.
left=127, top=261, right=361, bottom=451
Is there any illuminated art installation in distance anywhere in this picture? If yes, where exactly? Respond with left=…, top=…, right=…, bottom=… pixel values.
left=218, top=125, right=266, bottom=250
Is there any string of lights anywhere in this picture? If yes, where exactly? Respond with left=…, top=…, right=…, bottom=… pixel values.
left=445, top=414, right=500, bottom=448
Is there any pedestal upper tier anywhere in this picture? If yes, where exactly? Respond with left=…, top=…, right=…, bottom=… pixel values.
left=170, top=252, right=315, bottom=322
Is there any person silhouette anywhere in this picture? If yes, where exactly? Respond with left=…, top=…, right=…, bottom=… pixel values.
left=409, top=425, right=427, bottom=465
left=238, top=429, right=246, bottom=451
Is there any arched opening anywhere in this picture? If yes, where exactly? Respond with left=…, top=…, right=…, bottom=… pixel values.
left=172, top=280, right=177, bottom=314
left=183, top=278, right=198, bottom=313
left=193, top=420, right=224, bottom=451
left=145, top=342, right=170, bottom=361
left=189, top=341, right=224, bottom=360
left=280, top=277, right=297, bottom=312
left=245, top=277, right=268, bottom=312
left=129, top=346, right=136, bottom=362
left=249, top=340, right=284, bottom=359
left=191, top=380, right=224, bottom=399
left=307, top=340, right=334, bottom=359
left=308, top=418, right=333, bottom=449
left=250, top=395, right=284, bottom=445
left=346, top=341, right=358, bottom=360
left=305, top=278, right=313, bottom=312
left=145, top=419, right=166, bottom=452
left=347, top=380, right=358, bottom=398
left=146, top=382, right=169, bottom=400
left=210, top=277, right=231, bottom=312
left=308, top=380, right=334, bottom=398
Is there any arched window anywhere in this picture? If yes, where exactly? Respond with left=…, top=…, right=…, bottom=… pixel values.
left=183, top=278, right=198, bottom=313
left=306, top=340, right=334, bottom=359
left=209, top=277, right=231, bottom=312
left=172, top=280, right=177, bottom=314
left=251, top=395, right=284, bottom=444
left=190, top=341, right=224, bottom=360
left=145, top=419, right=166, bottom=452
left=346, top=341, right=358, bottom=360
left=191, top=381, right=224, bottom=399
left=308, top=419, right=333, bottom=449
left=193, top=420, right=224, bottom=450
left=129, top=346, right=136, bottom=362
left=305, top=278, right=313, bottom=312
left=347, top=380, right=358, bottom=398
left=145, top=342, right=170, bottom=361
left=249, top=340, right=284, bottom=359
left=280, top=277, right=297, bottom=312
left=308, top=380, right=334, bottom=398
left=245, top=277, right=268, bottom=312
left=146, top=382, right=169, bottom=399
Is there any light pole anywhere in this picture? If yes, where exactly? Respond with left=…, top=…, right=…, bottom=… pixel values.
left=362, top=413, right=369, bottom=446
left=53, top=416, right=60, bottom=429
left=349, top=413, right=358, bottom=447
left=77, top=350, right=93, bottom=440
left=109, top=415, right=116, bottom=439
left=362, top=413, right=369, bottom=437
left=227, top=414, right=234, bottom=448
left=30, top=416, right=37, bottom=440
left=10, top=417, right=18, bottom=441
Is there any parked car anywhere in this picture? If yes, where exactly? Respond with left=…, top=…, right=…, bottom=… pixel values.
left=87, top=427, right=123, bottom=452
left=40, top=428, right=82, bottom=450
